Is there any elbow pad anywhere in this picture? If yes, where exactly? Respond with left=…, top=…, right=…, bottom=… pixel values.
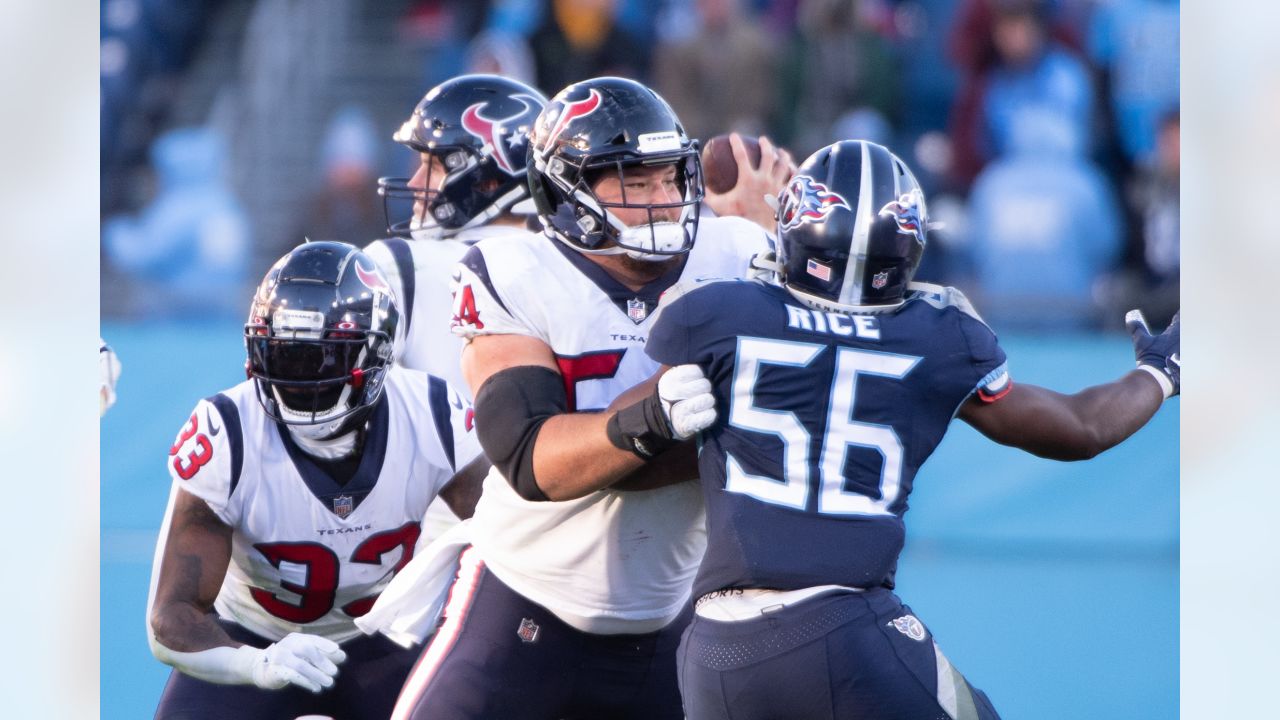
left=473, top=366, right=567, bottom=502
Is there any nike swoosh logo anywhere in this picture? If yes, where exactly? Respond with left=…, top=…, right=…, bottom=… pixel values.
left=206, top=408, right=222, bottom=436
left=1169, top=353, right=1180, bottom=368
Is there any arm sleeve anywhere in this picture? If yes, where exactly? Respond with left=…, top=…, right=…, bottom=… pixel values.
left=951, top=292, right=1012, bottom=403
left=166, top=399, right=240, bottom=526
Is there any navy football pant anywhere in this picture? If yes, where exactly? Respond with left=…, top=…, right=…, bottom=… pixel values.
left=393, top=548, right=688, bottom=720
left=154, top=618, right=419, bottom=720
left=678, top=588, right=1001, bottom=720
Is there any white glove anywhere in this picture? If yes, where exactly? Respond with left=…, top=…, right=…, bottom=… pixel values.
left=100, top=339, right=121, bottom=417
left=608, top=364, right=719, bottom=459
left=658, top=364, right=717, bottom=439
left=249, top=632, right=347, bottom=693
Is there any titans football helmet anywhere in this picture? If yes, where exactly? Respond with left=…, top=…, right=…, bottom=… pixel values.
left=527, top=76, right=703, bottom=260
left=776, top=140, right=929, bottom=309
left=378, top=74, right=547, bottom=240
left=245, top=241, right=399, bottom=439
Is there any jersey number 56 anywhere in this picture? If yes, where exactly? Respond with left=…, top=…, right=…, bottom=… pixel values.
left=725, top=337, right=920, bottom=517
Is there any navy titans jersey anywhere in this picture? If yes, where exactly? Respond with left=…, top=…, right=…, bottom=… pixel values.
left=646, top=279, right=1010, bottom=598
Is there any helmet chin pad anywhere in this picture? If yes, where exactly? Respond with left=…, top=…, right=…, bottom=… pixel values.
left=619, top=222, right=689, bottom=260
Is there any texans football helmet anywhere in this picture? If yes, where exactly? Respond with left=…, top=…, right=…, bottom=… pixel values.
left=245, top=241, right=399, bottom=439
left=776, top=140, right=929, bottom=309
left=527, top=76, right=702, bottom=260
left=378, top=74, right=547, bottom=240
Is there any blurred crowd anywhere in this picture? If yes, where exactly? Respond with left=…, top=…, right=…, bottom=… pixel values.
left=100, top=0, right=1178, bottom=330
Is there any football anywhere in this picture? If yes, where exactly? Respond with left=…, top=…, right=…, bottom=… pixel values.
left=701, top=134, right=762, bottom=194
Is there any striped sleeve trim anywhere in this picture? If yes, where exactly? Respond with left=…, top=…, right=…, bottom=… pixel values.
left=974, top=363, right=1012, bottom=403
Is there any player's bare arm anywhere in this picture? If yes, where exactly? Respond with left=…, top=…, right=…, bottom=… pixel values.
left=958, top=371, right=1162, bottom=460
left=960, top=310, right=1179, bottom=460
left=465, top=337, right=713, bottom=501
left=150, top=489, right=236, bottom=652
left=437, top=454, right=491, bottom=520
left=607, top=368, right=701, bottom=492
left=463, top=333, right=648, bottom=502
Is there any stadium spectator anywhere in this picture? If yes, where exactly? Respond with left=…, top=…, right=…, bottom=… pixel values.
left=964, top=110, right=1122, bottom=329
left=652, top=0, right=778, bottom=142
left=528, top=0, right=647, bottom=94
left=1087, top=0, right=1180, bottom=167
left=947, top=0, right=1092, bottom=188
left=1098, top=107, right=1179, bottom=329
left=774, top=0, right=899, bottom=157
left=296, top=105, right=384, bottom=247
left=102, top=125, right=250, bottom=318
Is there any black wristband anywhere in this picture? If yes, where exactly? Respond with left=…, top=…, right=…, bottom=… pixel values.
left=606, top=390, right=679, bottom=459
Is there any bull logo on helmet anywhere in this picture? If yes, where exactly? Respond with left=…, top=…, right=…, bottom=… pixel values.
left=878, top=189, right=926, bottom=245
left=778, top=175, right=851, bottom=231
left=539, top=89, right=603, bottom=157
left=461, top=94, right=540, bottom=175
left=354, top=261, right=391, bottom=295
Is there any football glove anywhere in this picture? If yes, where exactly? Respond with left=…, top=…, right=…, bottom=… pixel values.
left=608, top=364, right=717, bottom=459
left=1126, top=309, right=1179, bottom=399
left=100, top=339, right=121, bottom=417
left=249, top=632, right=348, bottom=693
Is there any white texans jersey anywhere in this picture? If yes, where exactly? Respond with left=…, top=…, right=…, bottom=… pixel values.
left=158, top=366, right=480, bottom=643
left=451, top=216, right=772, bottom=630
left=365, top=225, right=539, bottom=398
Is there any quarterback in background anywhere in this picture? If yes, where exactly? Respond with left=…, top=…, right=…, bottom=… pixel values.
left=364, top=74, right=546, bottom=543
left=644, top=140, right=1180, bottom=719
left=147, top=241, right=486, bottom=720
left=390, top=77, right=772, bottom=720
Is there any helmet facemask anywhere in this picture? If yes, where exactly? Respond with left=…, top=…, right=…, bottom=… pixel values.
left=246, top=323, right=392, bottom=440
left=535, top=150, right=703, bottom=261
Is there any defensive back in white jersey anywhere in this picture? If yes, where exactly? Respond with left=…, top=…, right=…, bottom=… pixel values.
left=450, top=215, right=771, bottom=632
left=365, top=225, right=539, bottom=397
left=154, top=366, right=481, bottom=643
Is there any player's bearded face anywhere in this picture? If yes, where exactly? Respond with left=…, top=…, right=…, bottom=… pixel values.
left=591, top=164, right=683, bottom=228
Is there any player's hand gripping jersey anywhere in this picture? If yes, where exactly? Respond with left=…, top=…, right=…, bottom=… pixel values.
left=450, top=216, right=770, bottom=629
left=159, top=366, right=480, bottom=642
left=646, top=279, right=1010, bottom=597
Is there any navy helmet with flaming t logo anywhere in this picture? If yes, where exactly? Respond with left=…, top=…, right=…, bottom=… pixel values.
left=776, top=140, right=930, bottom=310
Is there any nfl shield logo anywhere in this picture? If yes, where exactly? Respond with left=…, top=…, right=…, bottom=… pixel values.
left=333, top=495, right=354, bottom=519
left=627, top=298, right=648, bottom=324
left=517, top=617, right=541, bottom=643
left=872, top=270, right=890, bottom=289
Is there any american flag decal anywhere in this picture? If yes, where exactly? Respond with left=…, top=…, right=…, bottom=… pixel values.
left=807, top=258, right=832, bottom=282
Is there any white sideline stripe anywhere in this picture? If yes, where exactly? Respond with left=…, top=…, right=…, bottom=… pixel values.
left=390, top=546, right=484, bottom=720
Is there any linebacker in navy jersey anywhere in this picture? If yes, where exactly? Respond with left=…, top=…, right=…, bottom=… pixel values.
left=642, top=141, right=1180, bottom=720
left=147, top=242, right=488, bottom=720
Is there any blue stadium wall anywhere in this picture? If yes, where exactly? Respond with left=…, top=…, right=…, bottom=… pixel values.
left=101, top=319, right=1178, bottom=719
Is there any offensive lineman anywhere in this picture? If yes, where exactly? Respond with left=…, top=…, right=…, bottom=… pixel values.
left=147, top=241, right=486, bottom=719
left=644, top=141, right=1180, bottom=719
left=389, top=77, right=771, bottom=720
